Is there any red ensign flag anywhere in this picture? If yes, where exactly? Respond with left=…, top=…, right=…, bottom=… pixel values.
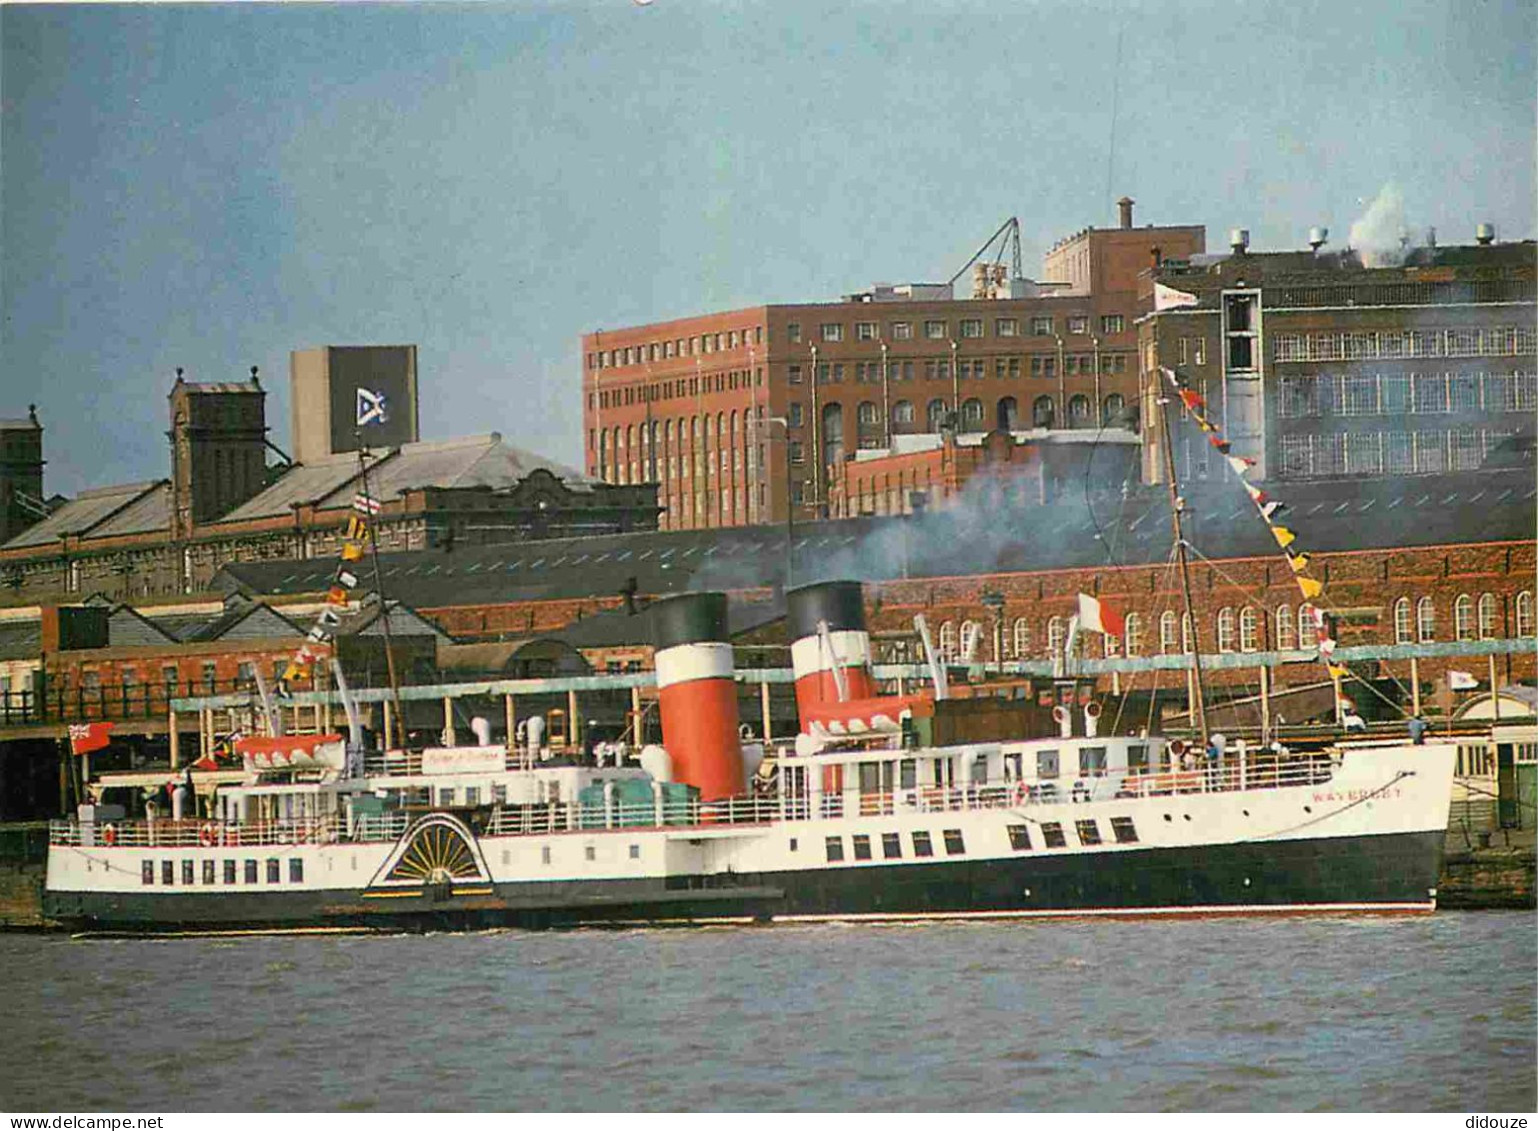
left=67, top=721, right=115, bottom=756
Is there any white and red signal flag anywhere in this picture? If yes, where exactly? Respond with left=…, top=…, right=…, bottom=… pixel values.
left=68, top=721, right=115, bottom=756
left=1077, top=593, right=1126, bottom=637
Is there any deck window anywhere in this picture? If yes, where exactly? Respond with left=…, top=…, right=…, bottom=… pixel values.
left=266, top=859, right=280, bottom=884
left=1079, top=747, right=1107, bottom=777
left=439, top=788, right=455, bottom=806
left=852, top=834, right=872, bottom=861
left=1111, top=817, right=1139, bottom=844
left=224, top=860, right=237, bottom=885
left=1128, top=745, right=1149, bottom=773
left=465, top=787, right=480, bottom=807
left=943, top=829, right=966, bottom=856
left=142, top=861, right=154, bottom=885
left=1076, top=819, right=1102, bottom=846
left=289, top=858, right=304, bottom=883
left=629, top=844, right=641, bottom=860
left=912, top=831, right=934, bottom=858
left=1007, top=824, right=1033, bottom=851
left=1037, top=749, right=1060, bottom=779
left=825, top=836, right=845, bottom=863
left=899, top=759, right=917, bottom=790
left=181, top=860, right=195, bottom=886
left=492, top=784, right=507, bottom=805
left=1041, top=822, right=1067, bottom=848
left=881, top=832, right=903, bottom=859
left=162, top=860, right=175, bottom=886
left=202, top=860, right=215, bottom=885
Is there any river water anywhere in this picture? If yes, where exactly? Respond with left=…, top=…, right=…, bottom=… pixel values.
left=1, top=913, right=1532, bottom=1113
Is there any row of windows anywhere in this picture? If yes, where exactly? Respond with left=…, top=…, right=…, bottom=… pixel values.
left=1278, top=372, right=1536, bottom=418
left=590, top=327, right=764, bottom=369
left=1273, top=327, right=1537, bottom=363
left=1009, top=816, right=1140, bottom=851
left=1277, top=428, right=1516, bottom=478
left=790, top=314, right=1127, bottom=346
left=932, top=591, right=1534, bottom=662
left=788, top=353, right=1131, bottom=385
left=825, top=828, right=964, bottom=862
left=593, top=367, right=761, bottom=410
left=142, top=857, right=302, bottom=886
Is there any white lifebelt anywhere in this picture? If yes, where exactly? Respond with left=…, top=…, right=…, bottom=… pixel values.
left=102, top=824, right=118, bottom=847
left=198, top=823, right=216, bottom=847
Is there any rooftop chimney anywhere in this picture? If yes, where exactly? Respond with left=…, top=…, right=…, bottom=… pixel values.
left=1476, top=223, right=1496, bottom=246
left=1229, top=228, right=1250, bottom=254
left=1117, top=196, right=1134, bottom=230
left=1308, top=226, right=1329, bottom=252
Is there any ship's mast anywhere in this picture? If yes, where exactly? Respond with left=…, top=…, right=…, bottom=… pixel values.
left=356, top=441, right=407, bottom=750
left=1157, top=374, right=1211, bottom=751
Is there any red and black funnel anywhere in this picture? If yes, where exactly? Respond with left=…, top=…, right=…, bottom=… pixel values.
left=650, top=592, right=745, bottom=801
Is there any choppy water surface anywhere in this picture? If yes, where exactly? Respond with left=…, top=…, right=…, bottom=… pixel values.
left=1, top=913, right=1532, bottom=1112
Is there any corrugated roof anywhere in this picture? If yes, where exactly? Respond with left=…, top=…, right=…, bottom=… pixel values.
left=89, top=482, right=171, bottom=539
left=214, top=466, right=1537, bottom=608
left=1, top=482, right=165, bottom=549
left=216, top=435, right=589, bottom=524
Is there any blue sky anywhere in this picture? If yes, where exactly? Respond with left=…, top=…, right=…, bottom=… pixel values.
left=3, top=0, right=1533, bottom=496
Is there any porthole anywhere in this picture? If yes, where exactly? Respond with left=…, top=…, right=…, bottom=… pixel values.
left=1303, top=805, right=1313, bottom=814
left=1163, top=814, right=1173, bottom=822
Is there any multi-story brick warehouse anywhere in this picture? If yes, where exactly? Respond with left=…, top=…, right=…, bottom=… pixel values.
left=582, top=200, right=1203, bottom=531
left=1137, top=228, right=1536, bottom=486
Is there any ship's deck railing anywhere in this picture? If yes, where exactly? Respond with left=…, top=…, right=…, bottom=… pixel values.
left=49, top=753, right=1340, bottom=848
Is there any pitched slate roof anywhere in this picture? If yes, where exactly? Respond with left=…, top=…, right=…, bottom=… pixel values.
left=216, top=435, right=589, bottom=524
left=2, top=481, right=168, bottom=549
left=214, top=467, right=1536, bottom=609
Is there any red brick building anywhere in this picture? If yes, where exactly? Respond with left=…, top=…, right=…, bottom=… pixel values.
left=582, top=201, right=1203, bottom=531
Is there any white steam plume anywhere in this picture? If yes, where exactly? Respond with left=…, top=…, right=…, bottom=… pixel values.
left=1348, top=183, right=1410, bottom=268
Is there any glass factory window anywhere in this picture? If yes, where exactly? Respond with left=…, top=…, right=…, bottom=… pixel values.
left=856, top=321, right=877, bottom=341
left=1101, top=314, right=1125, bottom=334
left=960, top=318, right=983, bottom=339
left=891, top=321, right=912, bottom=340
left=1417, top=597, right=1437, bottom=643
left=996, top=318, right=1019, bottom=337
left=925, top=320, right=947, bottom=340
left=821, top=323, right=844, bottom=342
left=1031, top=316, right=1053, bottom=336
left=1067, top=315, right=1088, bottom=335
left=787, top=323, right=802, bottom=343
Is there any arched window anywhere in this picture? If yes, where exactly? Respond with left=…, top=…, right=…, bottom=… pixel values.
left=623, top=424, right=633, bottom=450
left=1393, top=597, right=1412, bottom=644
left=892, top=399, right=915, bottom=424
left=938, top=620, right=956, bottom=662
left=730, top=410, right=739, bottom=435
left=664, top=419, right=673, bottom=442
left=1454, top=594, right=1474, bottom=641
left=1012, top=617, right=1030, bottom=658
left=1101, top=393, right=1126, bottom=427
left=1417, top=597, right=1436, bottom=643
left=1047, top=615, right=1066, bottom=658
left=1032, top=395, right=1055, bottom=429
left=926, top=399, right=948, bottom=430
left=1477, top=593, right=1498, bottom=640
left=857, top=400, right=878, bottom=425
left=691, top=416, right=701, bottom=440
left=1517, top=591, right=1534, bottom=638
left=961, top=398, right=984, bottom=428
left=1297, top=604, right=1323, bottom=648
left=997, top=397, right=1018, bottom=430
left=1124, top=612, right=1142, bottom=656
left=1067, top=394, right=1091, bottom=428
left=1276, top=605, right=1295, bottom=650
left=717, top=412, right=727, bottom=438
left=1216, top=608, right=1235, bottom=652
left=960, top=620, right=983, bottom=661
left=1159, top=611, right=1178, bottom=654
left=1239, top=607, right=1259, bottom=652
left=1182, top=612, right=1195, bottom=654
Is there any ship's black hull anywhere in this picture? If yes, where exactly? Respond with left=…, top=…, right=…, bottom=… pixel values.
left=46, top=829, right=1446, bottom=933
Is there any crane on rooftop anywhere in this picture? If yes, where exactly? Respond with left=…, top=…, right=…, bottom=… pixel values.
left=947, top=216, right=1024, bottom=290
